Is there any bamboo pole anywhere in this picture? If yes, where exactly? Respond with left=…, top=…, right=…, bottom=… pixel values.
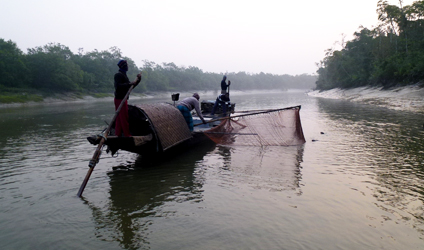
left=77, top=84, right=136, bottom=197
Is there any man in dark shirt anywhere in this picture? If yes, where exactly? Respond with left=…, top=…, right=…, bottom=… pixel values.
left=221, top=75, right=231, bottom=94
left=114, top=59, right=141, bottom=137
left=211, top=75, right=231, bottom=116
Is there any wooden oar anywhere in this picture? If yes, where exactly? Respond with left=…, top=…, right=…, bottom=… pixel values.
left=194, top=105, right=301, bottom=127
left=77, top=84, right=136, bottom=197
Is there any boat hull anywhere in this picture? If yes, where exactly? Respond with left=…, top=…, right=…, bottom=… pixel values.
left=87, top=103, right=218, bottom=158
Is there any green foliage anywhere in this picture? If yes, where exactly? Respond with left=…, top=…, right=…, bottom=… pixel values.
left=26, top=43, right=83, bottom=91
left=140, top=61, right=317, bottom=91
left=0, top=39, right=31, bottom=88
left=73, top=46, right=125, bottom=91
left=0, top=93, right=43, bottom=103
left=316, top=0, right=424, bottom=90
left=0, top=39, right=317, bottom=99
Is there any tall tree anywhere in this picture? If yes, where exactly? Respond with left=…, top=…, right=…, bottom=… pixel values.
left=0, top=39, right=30, bottom=88
left=26, top=43, right=82, bottom=91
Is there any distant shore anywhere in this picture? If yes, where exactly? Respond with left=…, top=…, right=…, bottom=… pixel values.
left=308, top=84, right=424, bottom=113
left=0, top=89, right=291, bottom=109
left=0, top=92, right=163, bottom=109
left=3, top=87, right=423, bottom=113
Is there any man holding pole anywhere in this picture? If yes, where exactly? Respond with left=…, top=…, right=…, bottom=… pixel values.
left=77, top=60, right=140, bottom=197
left=221, top=75, right=231, bottom=94
left=211, top=75, right=231, bottom=116
left=114, top=59, right=141, bottom=137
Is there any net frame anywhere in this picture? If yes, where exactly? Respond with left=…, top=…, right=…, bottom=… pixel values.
left=204, top=106, right=305, bottom=146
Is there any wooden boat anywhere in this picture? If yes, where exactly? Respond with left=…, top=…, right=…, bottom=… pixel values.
left=80, top=93, right=304, bottom=197
left=87, top=101, right=230, bottom=158
left=87, top=97, right=304, bottom=158
left=80, top=94, right=233, bottom=197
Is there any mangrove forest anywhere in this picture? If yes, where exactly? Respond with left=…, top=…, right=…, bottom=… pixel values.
left=316, top=0, right=424, bottom=90
left=0, top=38, right=316, bottom=103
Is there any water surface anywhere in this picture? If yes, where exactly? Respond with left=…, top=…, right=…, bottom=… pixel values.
left=0, top=91, right=423, bottom=249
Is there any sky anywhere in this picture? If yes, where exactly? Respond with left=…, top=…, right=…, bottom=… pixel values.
left=1, top=0, right=417, bottom=76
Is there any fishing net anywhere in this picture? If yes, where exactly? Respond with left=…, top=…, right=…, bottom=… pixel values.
left=204, top=106, right=305, bottom=146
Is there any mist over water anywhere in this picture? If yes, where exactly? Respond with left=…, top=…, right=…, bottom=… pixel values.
left=0, top=90, right=423, bottom=249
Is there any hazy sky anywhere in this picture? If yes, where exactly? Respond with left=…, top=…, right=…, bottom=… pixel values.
left=1, top=0, right=416, bottom=75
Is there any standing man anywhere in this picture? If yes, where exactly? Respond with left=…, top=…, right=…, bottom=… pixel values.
left=177, top=93, right=206, bottom=131
left=221, top=75, right=231, bottom=94
left=114, top=59, right=141, bottom=137
left=211, top=75, right=231, bottom=116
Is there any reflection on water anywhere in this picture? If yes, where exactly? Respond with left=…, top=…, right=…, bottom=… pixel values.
left=85, top=142, right=305, bottom=249
left=316, top=98, right=424, bottom=234
left=215, top=145, right=304, bottom=195
left=86, top=142, right=214, bottom=249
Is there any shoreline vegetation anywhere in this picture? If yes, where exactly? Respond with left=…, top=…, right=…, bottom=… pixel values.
left=0, top=38, right=316, bottom=107
left=4, top=2, right=424, bottom=108
left=311, top=0, right=424, bottom=113
left=316, top=0, right=424, bottom=90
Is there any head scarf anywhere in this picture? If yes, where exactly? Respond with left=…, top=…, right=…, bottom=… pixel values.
left=117, top=60, right=128, bottom=72
left=193, top=93, right=200, bottom=100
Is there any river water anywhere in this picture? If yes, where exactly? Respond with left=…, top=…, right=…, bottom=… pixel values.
left=0, top=90, right=423, bottom=250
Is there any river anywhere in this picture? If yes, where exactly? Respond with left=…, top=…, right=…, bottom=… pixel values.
left=0, top=90, right=423, bottom=250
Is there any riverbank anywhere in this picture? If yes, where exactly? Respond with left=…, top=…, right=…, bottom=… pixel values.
left=0, top=89, right=283, bottom=108
left=0, top=92, right=158, bottom=109
left=0, top=90, right=215, bottom=108
left=3, top=86, right=422, bottom=113
left=308, top=84, right=424, bottom=113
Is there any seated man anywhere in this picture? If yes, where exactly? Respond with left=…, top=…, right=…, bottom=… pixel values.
left=211, top=93, right=230, bottom=116
left=177, top=93, right=206, bottom=131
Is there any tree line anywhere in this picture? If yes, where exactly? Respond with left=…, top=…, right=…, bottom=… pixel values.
left=316, top=0, right=424, bottom=90
left=0, top=39, right=316, bottom=94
